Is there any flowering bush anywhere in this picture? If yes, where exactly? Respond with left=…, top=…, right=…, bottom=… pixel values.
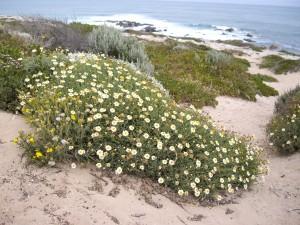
left=268, top=86, right=300, bottom=153
left=16, top=50, right=264, bottom=200
left=0, top=31, right=35, bottom=112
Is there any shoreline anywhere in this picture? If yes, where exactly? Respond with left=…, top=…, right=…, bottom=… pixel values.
left=1, top=14, right=300, bottom=55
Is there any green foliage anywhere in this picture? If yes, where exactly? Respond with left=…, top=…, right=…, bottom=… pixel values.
left=146, top=41, right=277, bottom=108
left=267, top=86, right=300, bottom=154
left=0, top=32, right=30, bottom=111
left=205, top=50, right=233, bottom=74
left=68, top=22, right=96, bottom=34
left=88, top=25, right=153, bottom=75
left=220, top=40, right=265, bottom=52
left=260, top=55, right=300, bottom=74
left=275, top=86, right=300, bottom=115
left=16, top=51, right=264, bottom=200
left=250, top=74, right=278, bottom=97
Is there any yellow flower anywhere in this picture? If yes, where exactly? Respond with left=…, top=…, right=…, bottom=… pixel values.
left=12, top=137, right=19, bottom=144
left=29, top=137, right=35, bottom=144
left=35, top=151, right=43, bottom=158
left=71, top=114, right=76, bottom=121
left=46, top=147, right=54, bottom=153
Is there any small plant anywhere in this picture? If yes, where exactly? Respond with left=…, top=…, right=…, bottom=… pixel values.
left=267, top=86, right=300, bottom=154
left=88, top=25, right=153, bottom=75
left=260, top=55, right=300, bottom=74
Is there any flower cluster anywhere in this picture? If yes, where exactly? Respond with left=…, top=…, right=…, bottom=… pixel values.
left=17, top=51, right=264, bottom=200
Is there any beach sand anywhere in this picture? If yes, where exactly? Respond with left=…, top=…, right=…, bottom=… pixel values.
left=1, top=38, right=300, bottom=225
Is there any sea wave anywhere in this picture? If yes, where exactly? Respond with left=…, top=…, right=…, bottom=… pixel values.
left=71, top=13, right=256, bottom=41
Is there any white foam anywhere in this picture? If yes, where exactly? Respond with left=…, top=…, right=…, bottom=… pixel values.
left=71, top=14, right=255, bottom=41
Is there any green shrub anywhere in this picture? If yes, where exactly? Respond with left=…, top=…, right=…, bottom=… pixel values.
left=68, top=22, right=96, bottom=34
left=0, top=32, right=31, bottom=112
left=88, top=25, right=153, bottom=75
left=205, top=50, right=233, bottom=74
left=267, top=86, right=300, bottom=153
left=16, top=51, right=264, bottom=200
left=260, top=55, right=300, bottom=74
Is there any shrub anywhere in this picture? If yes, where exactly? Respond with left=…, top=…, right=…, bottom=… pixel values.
left=16, top=51, right=264, bottom=200
left=0, top=32, right=31, bottom=112
left=68, top=22, right=96, bottom=34
left=260, top=55, right=300, bottom=74
left=267, top=86, right=300, bottom=153
left=88, top=25, right=153, bottom=75
left=205, top=50, right=233, bottom=74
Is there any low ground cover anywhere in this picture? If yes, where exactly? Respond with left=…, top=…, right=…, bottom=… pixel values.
left=146, top=41, right=278, bottom=107
left=260, top=55, right=300, bottom=74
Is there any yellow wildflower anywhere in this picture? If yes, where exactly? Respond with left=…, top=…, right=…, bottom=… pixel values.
left=29, top=137, right=35, bottom=144
left=46, top=147, right=54, bottom=153
left=35, top=151, right=43, bottom=158
left=12, top=137, right=19, bottom=144
left=71, top=114, right=76, bottom=121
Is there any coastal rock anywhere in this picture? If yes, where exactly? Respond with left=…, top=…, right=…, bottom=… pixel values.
left=144, top=26, right=157, bottom=32
left=269, top=44, right=279, bottom=50
left=246, top=33, right=253, bottom=37
left=116, top=20, right=144, bottom=28
left=226, top=28, right=234, bottom=32
left=244, top=38, right=255, bottom=43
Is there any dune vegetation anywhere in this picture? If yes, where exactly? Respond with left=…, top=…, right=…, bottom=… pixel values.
left=268, top=86, right=300, bottom=154
left=218, top=40, right=266, bottom=52
left=146, top=41, right=278, bottom=107
left=260, top=55, right=300, bottom=74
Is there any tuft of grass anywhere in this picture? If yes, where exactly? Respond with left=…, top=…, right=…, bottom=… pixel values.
left=146, top=41, right=277, bottom=108
left=260, top=55, right=300, bottom=74
left=219, top=40, right=266, bottom=52
left=267, top=86, right=300, bottom=154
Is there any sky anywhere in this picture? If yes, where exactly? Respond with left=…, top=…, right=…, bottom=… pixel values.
left=162, top=0, right=300, bottom=7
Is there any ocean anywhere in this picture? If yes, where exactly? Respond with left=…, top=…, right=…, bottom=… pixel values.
left=1, top=0, right=300, bottom=53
